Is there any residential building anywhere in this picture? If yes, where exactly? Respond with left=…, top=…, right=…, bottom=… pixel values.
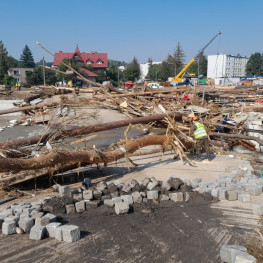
left=53, top=47, right=108, bottom=70
left=207, top=54, right=248, bottom=79
left=8, top=68, right=34, bottom=83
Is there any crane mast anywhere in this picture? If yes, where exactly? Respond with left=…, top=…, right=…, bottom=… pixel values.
left=175, top=31, right=221, bottom=82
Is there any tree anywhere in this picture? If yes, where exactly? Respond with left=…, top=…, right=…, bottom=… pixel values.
left=187, top=52, right=208, bottom=76
left=20, top=45, right=35, bottom=68
left=246, top=52, right=263, bottom=76
left=26, top=66, right=57, bottom=86
left=123, top=57, right=140, bottom=81
left=0, top=41, right=9, bottom=84
left=173, top=42, right=186, bottom=73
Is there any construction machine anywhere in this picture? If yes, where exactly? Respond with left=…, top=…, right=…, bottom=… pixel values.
left=175, top=31, right=221, bottom=83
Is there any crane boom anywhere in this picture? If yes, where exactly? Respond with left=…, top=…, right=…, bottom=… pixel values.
left=175, top=31, right=221, bottom=82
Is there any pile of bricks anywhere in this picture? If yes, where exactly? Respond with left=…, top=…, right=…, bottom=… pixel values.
left=60, top=176, right=196, bottom=215
left=220, top=245, right=256, bottom=263
left=0, top=200, right=80, bottom=242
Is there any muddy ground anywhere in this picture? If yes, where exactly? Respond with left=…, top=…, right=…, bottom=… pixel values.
left=0, top=195, right=256, bottom=263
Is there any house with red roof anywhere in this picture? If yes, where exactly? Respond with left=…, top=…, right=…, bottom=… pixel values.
left=53, top=47, right=108, bottom=70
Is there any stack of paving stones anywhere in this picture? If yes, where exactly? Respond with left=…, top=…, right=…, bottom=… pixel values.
left=62, top=176, right=195, bottom=216
left=0, top=199, right=80, bottom=243
left=191, top=160, right=263, bottom=216
left=220, top=245, right=256, bottom=263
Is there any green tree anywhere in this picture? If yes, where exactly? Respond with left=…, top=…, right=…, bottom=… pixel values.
left=246, top=52, right=263, bottom=76
left=173, top=42, right=186, bottom=74
left=107, top=63, right=118, bottom=82
left=123, top=57, right=140, bottom=81
left=26, top=66, right=57, bottom=86
left=20, top=45, right=35, bottom=68
left=188, top=52, right=207, bottom=76
left=0, top=41, right=9, bottom=84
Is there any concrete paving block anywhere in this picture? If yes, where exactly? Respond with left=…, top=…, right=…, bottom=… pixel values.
left=218, top=188, right=228, bottom=200
left=43, top=213, right=57, bottom=223
left=147, top=180, right=158, bottom=190
left=211, top=188, right=219, bottom=198
left=251, top=202, right=263, bottom=215
left=5, top=216, right=19, bottom=223
left=115, top=202, right=129, bottom=215
left=85, top=201, right=99, bottom=210
left=46, top=222, right=62, bottom=238
left=62, top=225, right=80, bottom=243
left=75, top=201, right=86, bottom=213
left=169, top=192, right=184, bottom=202
left=200, top=181, right=214, bottom=189
left=132, top=192, right=142, bottom=203
left=121, top=183, right=132, bottom=193
left=35, top=217, right=50, bottom=226
left=113, top=180, right=123, bottom=186
left=121, top=195, right=133, bottom=205
left=19, top=213, right=30, bottom=221
left=93, top=190, right=102, bottom=200
left=66, top=204, right=76, bottom=214
left=104, top=199, right=114, bottom=207
left=238, top=194, right=251, bottom=203
left=140, top=192, right=146, bottom=198
left=73, top=193, right=83, bottom=202
left=18, top=218, right=34, bottom=233
left=147, top=191, right=158, bottom=200
left=248, top=186, right=262, bottom=196
left=29, top=225, right=46, bottom=240
left=159, top=194, right=169, bottom=201
left=59, top=185, right=71, bottom=197
left=234, top=252, right=256, bottom=263
left=191, top=178, right=202, bottom=188
left=220, top=245, right=247, bottom=263
left=161, top=181, right=171, bottom=191
left=2, top=221, right=16, bottom=235
left=52, top=184, right=60, bottom=192
left=226, top=190, right=238, bottom=201
left=83, top=190, right=93, bottom=200
left=32, top=212, right=44, bottom=219
left=184, top=192, right=190, bottom=202
left=112, top=197, right=123, bottom=204
left=54, top=226, right=63, bottom=241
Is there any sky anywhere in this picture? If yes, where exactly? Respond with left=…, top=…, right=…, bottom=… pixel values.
left=1, top=0, right=263, bottom=64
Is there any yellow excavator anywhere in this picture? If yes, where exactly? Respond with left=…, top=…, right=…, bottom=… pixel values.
left=175, top=31, right=221, bottom=83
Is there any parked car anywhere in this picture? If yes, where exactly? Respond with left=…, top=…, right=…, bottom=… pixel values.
left=147, top=83, right=163, bottom=89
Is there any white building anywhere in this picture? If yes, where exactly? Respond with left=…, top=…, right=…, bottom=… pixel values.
left=207, top=54, right=248, bottom=79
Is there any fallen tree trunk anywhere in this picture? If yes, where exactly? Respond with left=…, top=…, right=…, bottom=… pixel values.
left=209, top=132, right=263, bottom=146
left=0, top=103, right=57, bottom=116
left=0, top=135, right=171, bottom=172
left=0, top=112, right=182, bottom=149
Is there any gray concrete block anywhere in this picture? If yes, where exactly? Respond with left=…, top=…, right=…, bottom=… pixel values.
left=104, top=199, right=114, bottom=207
left=52, top=184, right=60, bottom=192
left=140, top=192, right=146, bottom=198
left=66, top=204, right=76, bottom=214
left=218, top=188, right=228, bottom=200
left=2, top=221, right=16, bottom=235
left=54, top=226, right=63, bottom=241
left=121, top=183, right=132, bottom=193
left=169, top=192, right=184, bottom=202
left=46, top=222, right=62, bottom=238
left=61, top=225, right=80, bottom=243
left=252, top=202, right=263, bottom=215
left=85, top=201, right=98, bottom=210
left=238, top=194, right=251, bottom=203
left=96, top=181, right=107, bottom=191
left=200, top=181, right=214, bottom=189
left=234, top=252, right=256, bottom=263
left=18, top=218, right=34, bottom=233
left=59, top=185, right=70, bottom=197
left=29, top=225, right=46, bottom=240
left=32, top=212, right=44, bottom=219
left=35, top=217, right=50, bottom=226
left=226, top=190, right=238, bottom=201
left=43, top=213, right=57, bottom=223
left=132, top=192, right=142, bottom=203
left=147, top=191, right=158, bottom=200
left=147, top=178, right=158, bottom=190
left=83, top=190, right=93, bottom=200
left=121, top=195, right=133, bottom=205
left=115, top=202, right=129, bottom=215
left=19, top=213, right=30, bottom=221
left=159, top=194, right=169, bottom=201
left=191, top=178, right=202, bottom=188
left=248, top=186, right=262, bottom=196
left=112, top=197, right=123, bottom=204
left=161, top=181, right=171, bottom=191
left=4, top=216, right=19, bottom=223
left=220, top=245, right=247, bottom=263
left=211, top=188, right=219, bottom=198
left=73, top=193, right=83, bottom=202
left=92, top=190, right=102, bottom=200
left=113, top=180, right=123, bottom=186
left=184, top=192, right=190, bottom=202
left=75, top=201, right=86, bottom=213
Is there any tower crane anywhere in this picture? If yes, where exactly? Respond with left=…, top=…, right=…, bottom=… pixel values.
left=175, top=31, right=221, bottom=82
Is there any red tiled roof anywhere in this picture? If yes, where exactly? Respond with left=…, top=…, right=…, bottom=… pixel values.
left=53, top=47, right=108, bottom=68
left=79, top=68, right=99, bottom=77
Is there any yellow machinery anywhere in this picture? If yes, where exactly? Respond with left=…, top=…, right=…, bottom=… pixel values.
left=175, top=31, right=221, bottom=82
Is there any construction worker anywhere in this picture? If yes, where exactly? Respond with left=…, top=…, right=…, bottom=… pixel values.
left=17, top=81, right=21, bottom=91
left=190, top=116, right=211, bottom=161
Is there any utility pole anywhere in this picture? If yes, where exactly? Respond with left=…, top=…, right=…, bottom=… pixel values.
left=117, top=66, right=120, bottom=82
left=42, top=56, right=46, bottom=86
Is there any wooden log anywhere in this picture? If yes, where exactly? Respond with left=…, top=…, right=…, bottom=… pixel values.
left=0, top=103, right=57, bottom=116
left=0, top=112, right=182, bottom=149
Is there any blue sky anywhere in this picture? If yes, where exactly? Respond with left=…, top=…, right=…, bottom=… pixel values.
left=1, top=0, right=262, bottom=63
